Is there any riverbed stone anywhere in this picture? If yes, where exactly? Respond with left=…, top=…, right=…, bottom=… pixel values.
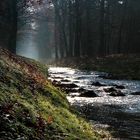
left=52, top=82, right=78, bottom=89
left=104, top=87, right=117, bottom=93
left=60, top=83, right=78, bottom=88
left=79, top=90, right=98, bottom=97
left=78, top=88, right=86, bottom=92
left=109, top=91, right=125, bottom=96
left=91, top=81, right=106, bottom=86
left=61, top=79, right=70, bottom=82
left=115, top=85, right=125, bottom=89
left=130, top=92, right=140, bottom=95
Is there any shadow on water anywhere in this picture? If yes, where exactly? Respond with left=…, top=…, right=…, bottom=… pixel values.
left=74, top=103, right=140, bottom=139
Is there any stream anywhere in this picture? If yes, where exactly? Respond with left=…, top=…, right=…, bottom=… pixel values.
left=48, top=67, right=140, bottom=140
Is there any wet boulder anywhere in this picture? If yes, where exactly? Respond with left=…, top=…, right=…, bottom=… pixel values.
left=64, top=88, right=86, bottom=94
left=61, top=79, right=70, bottom=82
left=79, top=90, right=98, bottom=97
left=91, top=81, right=106, bottom=86
left=60, top=83, right=78, bottom=88
left=52, top=80, right=79, bottom=94
left=104, top=87, right=125, bottom=96
left=115, top=85, right=125, bottom=89
left=104, top=87, right=117, bottom=93
left=109, top=91, right=125, bottom=97
left=63, top=88, right=78, bottom=94
left=78, top=88, right=86, bottom=92
left=52, top=82, right=78, bottom=89
left=130, top=92, right=140, bottom=95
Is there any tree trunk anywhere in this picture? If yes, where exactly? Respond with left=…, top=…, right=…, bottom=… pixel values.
left=99, top=0, right=105, bottom=56
left=117, top=0, right=128, bottom=54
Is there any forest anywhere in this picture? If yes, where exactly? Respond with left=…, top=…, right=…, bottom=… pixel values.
left=1, top=0, right=140, bottom=58
left=0, top=0, right=140, bottom=140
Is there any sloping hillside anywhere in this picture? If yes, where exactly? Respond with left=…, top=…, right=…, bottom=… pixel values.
left=0, top=47, right=101, bottom=140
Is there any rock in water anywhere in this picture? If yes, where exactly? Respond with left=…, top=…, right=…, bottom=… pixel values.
left=92, top=81, right=106, bottom=86
left=78, top=88, right=86, bottom=92
left=130, top=92, right=140, bottom=95
left=61, top=79, right=70, bottom=82
left=109, top=91, right=125, bottom=97
left=52, top=82, right=78, bottom=89
left=79, top=90, right=98, bottom=97
left=115, top=85, right=125, bottom=89
left=60, top=83, right=78, bottom=88
left=63, top=88, right=78, bottom=94
left=104, top=87, right=117, bottom=93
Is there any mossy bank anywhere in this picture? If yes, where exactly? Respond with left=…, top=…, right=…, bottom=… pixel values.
left=0, top=48, right=104, bottom=140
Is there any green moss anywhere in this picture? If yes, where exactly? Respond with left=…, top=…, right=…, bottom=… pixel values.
left=0, top=48, right=102, bottom=140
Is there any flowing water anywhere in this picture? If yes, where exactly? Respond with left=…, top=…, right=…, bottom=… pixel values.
left=48, top=67, right=140, bottom=140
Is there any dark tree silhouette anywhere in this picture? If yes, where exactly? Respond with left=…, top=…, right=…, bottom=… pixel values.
left=0, top=0, right=17, bottom=53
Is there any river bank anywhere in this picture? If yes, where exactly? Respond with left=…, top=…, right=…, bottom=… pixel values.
left=51, top=54, right=140, bottom=80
